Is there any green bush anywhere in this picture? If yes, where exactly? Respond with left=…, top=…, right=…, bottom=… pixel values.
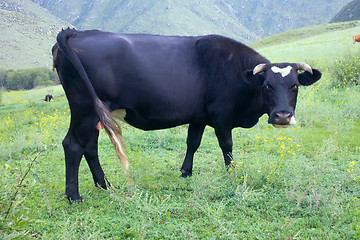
left=330, top=50, right=360, bottom=87
left=0, top=87, right=3, bottom=105
left=0, top=69, right=6, bottom=88
left=1, top=67, right=55, bottom=91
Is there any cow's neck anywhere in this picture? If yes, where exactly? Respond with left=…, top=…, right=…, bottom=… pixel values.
left=233, top=83, right=267, bottom=128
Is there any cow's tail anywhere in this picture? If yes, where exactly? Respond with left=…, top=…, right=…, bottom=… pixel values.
left=94, top=99, right=129, bottom=171
left=56, top=28, right=129, bottom=171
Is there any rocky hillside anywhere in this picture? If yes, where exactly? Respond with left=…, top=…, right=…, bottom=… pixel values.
left=0, top=0, right=70, bottom=69
left=32, top=0, right=350, bottom=42
left=0, top=0, right=353, bottom=69
left=331, top=0, right=360, bottom=23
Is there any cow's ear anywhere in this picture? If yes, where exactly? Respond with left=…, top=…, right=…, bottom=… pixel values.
left=298, top=69, right=322, bottom=86
left=244, top=70, right=265, bottom=85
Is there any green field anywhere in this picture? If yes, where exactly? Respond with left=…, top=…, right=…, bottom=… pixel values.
left=1, top=74, right=360, bottom=239
left=1, top=22, right=360, bottom=238
left=252, top=20, right=360, bottom=67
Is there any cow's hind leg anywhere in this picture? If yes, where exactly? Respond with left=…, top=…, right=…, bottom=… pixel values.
left=63, top=129, right=84, bottom=202
left=180, top=123, right=206, bottom=177
left=84, top=129, right=111, bottom=189
left=63, top=115, right=105, bottom=203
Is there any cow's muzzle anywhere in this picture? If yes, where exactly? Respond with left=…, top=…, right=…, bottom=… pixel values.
left=270, top=111, right=296, bottom=128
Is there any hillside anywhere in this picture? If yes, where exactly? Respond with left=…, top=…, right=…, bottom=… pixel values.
left=251, top=20, right=360, bottom=68
left=214, top=0, right=351, bottom=38
left=31, top=0, right=256, bottom=43
left=0, top=0, right=70, bottom=69
left=33, top=0, right=350, bottom=42
left=0, top=0, right=353, bottom=69
left=331, top=0, right=360, bottom=23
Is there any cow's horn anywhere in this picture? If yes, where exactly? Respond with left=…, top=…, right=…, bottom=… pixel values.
left=296, top=62, right=313, bottom=74
left=253, top=63, right=267, bottom=75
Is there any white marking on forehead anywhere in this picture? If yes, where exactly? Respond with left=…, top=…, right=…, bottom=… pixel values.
left=271, top=66, right=293, bottom=77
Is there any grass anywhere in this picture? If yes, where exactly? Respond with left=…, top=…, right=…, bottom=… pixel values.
left=251, top=20, right=360, bottom=68
left=1, top=2, right=360, bottom=238
left=1, top=68, right=360, bottom=239
left=1, top=24, right=360, bottom=238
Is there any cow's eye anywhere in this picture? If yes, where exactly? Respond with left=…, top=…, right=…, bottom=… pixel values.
left=292, top=85, right=299, bottom=91
left=264, top=84, right=272, bottom=90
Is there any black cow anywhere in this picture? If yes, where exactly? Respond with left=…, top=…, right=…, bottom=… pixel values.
left=44, top=94, right=53, bottom=102
left=52, top=28, right=321, bottom=202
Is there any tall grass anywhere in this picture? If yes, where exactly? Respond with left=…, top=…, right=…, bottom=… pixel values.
left=1, top=71, right=360, bottom=239
left=330, top=49, right=360, bottom=87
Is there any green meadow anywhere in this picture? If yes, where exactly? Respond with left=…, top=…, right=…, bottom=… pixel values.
left=252, top=20, right=360, bottom=67
left=1, top=21, right=360, bottom=239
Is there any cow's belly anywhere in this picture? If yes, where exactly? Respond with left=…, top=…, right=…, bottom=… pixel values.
left=105, top=68, right=205, bottom=130
left=109, top=72, right=205, bottom=130
left=111, top=106, right=200, bottom=131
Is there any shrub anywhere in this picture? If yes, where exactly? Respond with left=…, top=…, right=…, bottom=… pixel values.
left=2, top=67, right=55, bottom=90
left=0, top=87, right=3, bottom=105
left=0, top=67, right=57, bottom=90
left=0, top=68, right=7, bottom=88
left=330, top=50, right=360, bottom=87
left=5, top=68, right=50, bottom=90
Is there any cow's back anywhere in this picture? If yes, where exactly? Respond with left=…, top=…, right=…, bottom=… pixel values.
left=64, top=31, right=207, bottom=129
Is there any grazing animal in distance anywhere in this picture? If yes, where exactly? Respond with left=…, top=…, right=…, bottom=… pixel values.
left=44, top=94, right=53, bottom=102
left=353, top=35, right=360, bottom=44
left=52, top=28, right=322, bottom=202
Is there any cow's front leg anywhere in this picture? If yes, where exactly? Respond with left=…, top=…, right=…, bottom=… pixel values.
left=180, top=123, right=206, bottom=177
left=214, top=127, right=233, bottom=167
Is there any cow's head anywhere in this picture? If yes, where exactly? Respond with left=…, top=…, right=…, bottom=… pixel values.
left=247, top=62, right=321, bottom=128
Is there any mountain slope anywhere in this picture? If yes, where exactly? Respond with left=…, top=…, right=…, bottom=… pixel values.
left=331, top=0, right=360, bottom=23
left=0, top=0, right=353, bottom=69
left=217, top=0, right=351, bottom=38
left=32, top=0, right=257, bottom=43
left=33, top=0, right=351, bottom=42
left=0, top=0, right=70, bottom=69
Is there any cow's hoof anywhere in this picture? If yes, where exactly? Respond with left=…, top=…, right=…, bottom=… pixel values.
left=95, top=176, right=115, bottom=190
left=65, top=194, right=83, bottom=204
left=104, top=176, right=115, bottom=189
left=180, top=169, right=192, bottom=178
left=96, top=182, right=107, bottom=190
